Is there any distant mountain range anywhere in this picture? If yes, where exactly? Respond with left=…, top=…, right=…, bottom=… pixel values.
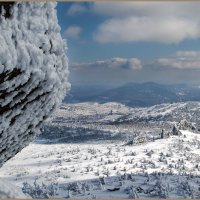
left=64, top=82, right=200, bottom=107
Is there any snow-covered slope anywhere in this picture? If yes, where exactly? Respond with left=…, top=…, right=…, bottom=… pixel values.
left=0, top=2, right=69, bottom=167
left=1, top=102, right=200, bottom=198
left=1, top=128, right=200, bottom=198
left=0, top=180, right=29, bottom=199
left=40, top=101, right=200, bottom=143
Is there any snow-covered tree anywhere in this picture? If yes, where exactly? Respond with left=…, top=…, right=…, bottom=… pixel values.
left=0, top=2, right=69, bottom=167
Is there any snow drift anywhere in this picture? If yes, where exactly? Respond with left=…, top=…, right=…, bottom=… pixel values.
left=0, top=180, right=29, bottom=199
left=0, top=2, right=70, bottom=167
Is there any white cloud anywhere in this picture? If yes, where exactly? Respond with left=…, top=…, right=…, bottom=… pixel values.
left=67, top=2, right=200, bottom=19
left=92, top=2, right=200, bottom=44
left=70, top=57, right=142, bottom=71
left=94, top=17, right=199, bottom=44
left=67, top=3, right=87, bottom=16
left=64, top=2, right=200, bottom=44
left=156, top=51, right=200, bottom=69
left=64, top=25, right=81, bottom=40
left=92, top=2, right=200, bottom=18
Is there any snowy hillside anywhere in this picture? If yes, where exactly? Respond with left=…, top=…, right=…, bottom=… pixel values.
left=41, top=101, right=200, bottom=143
left=1, top=102, right=200, bottom=198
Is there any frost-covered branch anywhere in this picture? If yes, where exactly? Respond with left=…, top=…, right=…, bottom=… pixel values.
left=0, top=2, right=69, bottom=167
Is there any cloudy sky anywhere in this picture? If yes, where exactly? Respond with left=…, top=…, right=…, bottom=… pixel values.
left=57, top=2, right=200, bottom=86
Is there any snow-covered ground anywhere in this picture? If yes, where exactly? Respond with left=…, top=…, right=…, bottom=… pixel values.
left=1, top=102, right=200, bottom=198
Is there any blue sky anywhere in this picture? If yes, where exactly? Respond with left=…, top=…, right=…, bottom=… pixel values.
left=57, top=2, right=200, bottom=86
